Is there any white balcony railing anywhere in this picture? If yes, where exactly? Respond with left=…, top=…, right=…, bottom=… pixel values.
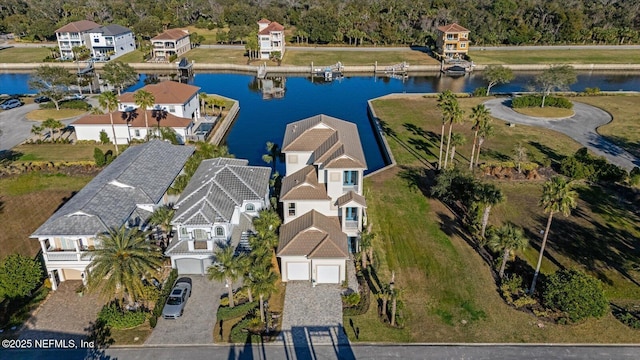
left=345, top=220, right=359, bottom=229
left=342, top=185, right=359, bottom=193
left=45, top=250, right=95, bottom=262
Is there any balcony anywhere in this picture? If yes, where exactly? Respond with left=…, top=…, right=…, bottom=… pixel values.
left=342, top=184, right=359, bottom=193
left=345, top=220, right=359, bottom=229
left=45, top=249, right=95, bottom=262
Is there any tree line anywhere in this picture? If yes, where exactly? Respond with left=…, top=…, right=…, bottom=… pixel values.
left=1, top=0, right=638, bottom=46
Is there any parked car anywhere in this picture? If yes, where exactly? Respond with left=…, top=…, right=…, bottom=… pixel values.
left=162, top=278, right=192, bottom=319
left=64, top=94, right=86, bottom=101
left=0, top=99, right=23, bottom=110
left=34, top=95, right=50, bottom=103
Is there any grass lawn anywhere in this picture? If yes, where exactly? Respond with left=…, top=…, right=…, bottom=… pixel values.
left=469, top=49, right=640, bottom=65
left=12, top=144, right=114, bottom=162
left=0, top=172, right=93, bottom=257
left=184, top=26, right=221, bottom=45
left=109, top=323, right=152, bottom=345
left=25, top=109, right=87, bottom=121
left=185, top=47, right=249, bottom=65
left=513, top=107, right=574, bottom=118
left=575, top=95, right=640, bottom=159
left=0, top=47, right=50, bottom=63
left=112, top=50, right=145, bottom=64
left=347, top=95, right=640, bottom=342
left=282, top=49, right=438, bottom=67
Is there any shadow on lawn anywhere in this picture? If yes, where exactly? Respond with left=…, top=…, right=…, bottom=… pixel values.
left=528, top=141, right=566, bottom=164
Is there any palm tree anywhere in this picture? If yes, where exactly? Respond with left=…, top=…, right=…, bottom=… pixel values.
left=199, top=92, right=209, bottom=115
left=134, top=89, right=155, bottom=136
left=31, top=124, right=43, bottom=140
left=469, top=104, right=490, bottom=170
left=449, top=133, right=466, bottom=165
left=207, top=246, right=244, bottom=308
left=378, top=283, right=391, bottom=321
left=262, top=142, right=281, bottom=173
left=474, top=118, right=494, bottom=167
left=358, top=229, right=375, bottom=269
left=98, top=91, right=120, bottom=155
left=148, top=205, right=175, bottom=235
left=475, top=182, right=505, bottom=239
left=253, top=209, right=281, bottom=238
left=488, top=223, right=528, bottom=278
left=85, top=226, right=164, bottom=306
left=530, top=176, right=577, bottom=294
left=443, top=99, right=464, bottom=169
left=249, top=267, right=278, bottom=322
left=436, top=90, right=455, bottom=169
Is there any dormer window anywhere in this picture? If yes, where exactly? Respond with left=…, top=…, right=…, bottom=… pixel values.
left=246, top=203, right=255, bottom=211
left=215, top=226, right=225, bottom=237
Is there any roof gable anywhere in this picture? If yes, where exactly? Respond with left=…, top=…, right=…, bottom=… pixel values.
left=437, top=23, right=469, bottom=33
left=55, top=20, right=101, bottom=34
left=118, top=81, right=200, bottom=105
left=277, top=210, right=348, bottom=258
left=152, top=29, right=190, bottom=41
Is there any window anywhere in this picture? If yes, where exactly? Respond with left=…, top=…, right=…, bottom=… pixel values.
left=460, top=43, right=466, bottom=48
left=134, top=129, right=140, bottom=136
left=246, top=203, right=255, bottom=211
left=168, top=105, right=176, bottom=113
left=288, top=203, right=296, bottom=216
left=94, top=38, right=99, bottom=43
left=180, top=227, right=187, bottom=236
left=193, top=229, right=207, bottom=240
left=215, top=226, right=224, bottom=237
left=345, top=207, right=358, bottom=221
left=343, top=171, right=358, bottom=186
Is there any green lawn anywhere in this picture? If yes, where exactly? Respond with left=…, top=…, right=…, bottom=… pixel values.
left=0, top=47, right=51, bottom=63
left=185, top=48, right=249, bottom=65
left=469, top=49, right=640, bottom=65
left=26, top=109, right=87, bottom=121
left=282, top=49, right=438, bottom=66
left=112, top=50, right=146, bottom=64
left=12, top=144, right=115, bottom=162
left=348, top=95, right=640, bottom=342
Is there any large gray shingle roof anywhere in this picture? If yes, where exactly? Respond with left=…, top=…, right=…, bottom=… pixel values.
left=172, top=158, right=271, bottom=225
left=31, top=140, right=194, bottom=237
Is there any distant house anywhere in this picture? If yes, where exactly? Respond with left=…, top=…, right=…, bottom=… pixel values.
left=31, top=140, right=194, bottom=290
left=435, top=23, right=470, bottom=60
left=86, top=24, right=135, bottom=60
left=166, top=158, right=271, bottom=275
left=257, top=18, right=285, bottom=60
left=277, top=114, right=368, bottom=284
left=55, top=20, right=135, bottom=60
left=151, top=29, right=191, bottom=61
left=55, top=20, right=100, bottom=59
left=71, top=109, right=194, bottom=144
left=118, top=81, right=201, bottom=120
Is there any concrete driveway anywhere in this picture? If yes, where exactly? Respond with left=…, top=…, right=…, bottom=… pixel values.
left=145, top=276, right=224, bottom=345
left=484, top=98, right=640, bottom=170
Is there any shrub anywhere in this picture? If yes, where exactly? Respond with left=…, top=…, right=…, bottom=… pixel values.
left=513, top=295, right=537, bottom=309
left=229, top=316, right=262, bottom=343
left=40, top=99, right=90, bottom=110
left=543, top=269, right=608, bottom=323
left=613, top=309, right=640, bottom=329
left=472, top=87, right=487, bottom=97
left=343, top=270, right=371, bottom=316
left=583, top=87, right=601, bottom=95
left=217, top=301, right=258, bottom=321
left=0, top=254, right=43, bottom=300
left=561, top=148, right=628, bottom=184
left=512, top=95, right=573, bottom=109
left=560, top=156, right=594, bottom=180
left=151, top=269, right=178, bottom=323
left=342, top=292, right=361, bottom=307
left=93, top=147, right=106, bottom=166
left=99, top=131, right=110, bottom=145
left=97, top=302, right=146, bottom=329
left=500, top=274, right=525, bottom=305
left=630, top=167, right=640, bottom=186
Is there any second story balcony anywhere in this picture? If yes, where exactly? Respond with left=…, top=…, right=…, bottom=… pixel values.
left=45, top=247, right=95, bottom=262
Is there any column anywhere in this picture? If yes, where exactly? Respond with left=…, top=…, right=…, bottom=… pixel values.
left=49, top=270, right=58, bottom=291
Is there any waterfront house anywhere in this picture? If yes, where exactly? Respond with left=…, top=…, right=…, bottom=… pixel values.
left=31, top=140, right=194, bottom=290
left=151, top=29, right=191, bottom=62
left=55, top=20, right=101, bottom=59
left=71, top=109, right=194, bottom=144
left=86, top=24, right=135, bottom=60
left=257, top=18, right=285, bottom=60
left=118, top=81, right=201, bottom=120
left=166, top=158, right=271, bottom=275
left=277, top=114, right=367, bottom=284
left=435, top=23, right=470, bottom=60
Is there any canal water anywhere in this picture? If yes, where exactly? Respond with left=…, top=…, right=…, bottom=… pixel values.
left=2, top=71, right=639, bottom=173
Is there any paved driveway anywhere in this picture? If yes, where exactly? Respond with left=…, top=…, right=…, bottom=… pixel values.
left=279, top=282, right=347, bottom=348
left=145, top=276, right=224, bottom=345
left=19, top=280, right=106, bottom=342
left=484, top=98, right=640, bottom=171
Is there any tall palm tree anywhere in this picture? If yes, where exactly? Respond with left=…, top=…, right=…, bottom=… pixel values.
left=436, top=90, right=455, bottom=170
left=85, top=226, right=163, bottom=306
left=134, top=89, right=155, bottom=136
left=530, top=176, right=577, bottom=294
left=98, top=91, right=120, bottom=155
left=249, top=266, right=278, bottom=322
left=449, top=133, right=466, bottom=165
left=469, top=104, right=490, bottom=170
left=207, top=246, right=244, bottom=308
left=253, top=209, right=281, bottom=239
left=475, top=182, right=505, bottom=239
left=474, top=118, right=494, bottom=167
left=488, top=223, right=528, bottom=279
left=443, top=99, right=464, bottom=169
left=148, top=205, right=175, bottom=235
left=262, top=142, right=281, bottom=173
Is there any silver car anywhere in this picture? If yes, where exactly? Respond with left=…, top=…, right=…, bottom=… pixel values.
left=162, top=279, right=191, bottom=319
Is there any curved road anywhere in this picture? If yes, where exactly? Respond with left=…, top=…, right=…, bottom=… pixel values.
left=484, top=98, right=640, bottom=171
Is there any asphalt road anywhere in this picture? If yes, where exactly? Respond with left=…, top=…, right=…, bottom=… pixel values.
left=3, top=344, right=640, bottom=360
left=484, top=98, right=640, bottom=171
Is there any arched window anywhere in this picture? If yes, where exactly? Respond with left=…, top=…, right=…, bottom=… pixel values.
left=215, top=226, right=224, bottom=237
left=246, top=203, right=255, bottom=211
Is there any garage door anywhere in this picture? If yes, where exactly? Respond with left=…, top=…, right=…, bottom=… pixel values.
left=316, top=265, right=340, bottom=284
left=287, top=262, right=310, bottom=281
left=63, top=269, right=83, bottom=280
left=176, top=258, right=204, bottom=275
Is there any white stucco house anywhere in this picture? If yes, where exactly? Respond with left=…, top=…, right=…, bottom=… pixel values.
left=30, top=140, right=194, bottom=290
left=86, top=24, right=135, bottom=60
left=118, top=81, right=201, bottom=120
left=277, top=114, right=368, bottom=284
left=71, top=109, right=194, bottom=145
left=166, top=158, right=271, bottom=275
left=257, top=18, right=285, bottom=60
left=55, top=20, right=101, bottom=59
left=151, top=28, right=191, bottom=61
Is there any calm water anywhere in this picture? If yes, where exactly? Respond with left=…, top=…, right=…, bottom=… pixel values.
left=2, top=71, right=639, bottom=173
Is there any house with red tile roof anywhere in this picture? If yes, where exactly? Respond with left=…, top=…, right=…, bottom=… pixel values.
left=257, top=18, right=285, bottom=60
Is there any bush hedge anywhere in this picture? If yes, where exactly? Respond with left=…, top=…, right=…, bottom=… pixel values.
left=343, top=270, right=371, bottom=316
left=512, top=95, right=573, bottom=109
left=543, top=269, right=608, bottom=323
left=229, top=316, right=262, bottom=343
left=560, top=147, right=628, bottom=184
left=217, top=301, right=258, bottom=321
left=97, top=302, right=146, bottom=330
left=40, top=99, right=91, bottom=110
left=149, top=269, right=178, bottom=328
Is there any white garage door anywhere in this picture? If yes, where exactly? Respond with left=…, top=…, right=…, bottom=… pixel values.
left=316, top=265, right=340, bottom=284
left=287, top=262, right=310, bottom=281
left=176, top=258, right=204, bottom=275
